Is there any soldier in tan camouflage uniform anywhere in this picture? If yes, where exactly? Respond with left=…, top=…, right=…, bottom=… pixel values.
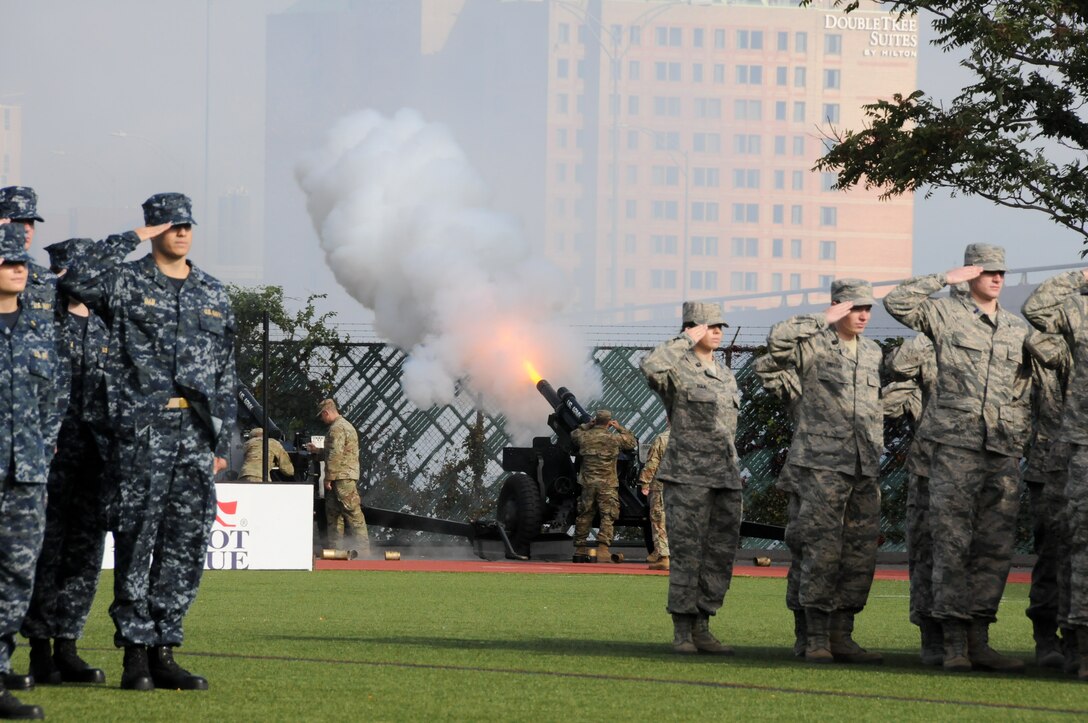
left=571, top=409, right=636, bottom=563
left=764, top=279, right=884, bottom=665
left=1022, top=269, right=1088, bottom=681
left=1022, top=332, right=1074, bottom=670
left=638, top=427, right=670, bottom=570
left=238, top=428, right=295, bottom=482
left=883, top=332, right=942, bottom=664
left=308, top=399, right=367, bottom=553
left=641, top=301, right=741, bottom=656
left=885, top=244, right=1033, bottom=673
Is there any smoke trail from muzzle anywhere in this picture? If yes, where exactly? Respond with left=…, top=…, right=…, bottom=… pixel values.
left=295, top=108, right=601, bottom=440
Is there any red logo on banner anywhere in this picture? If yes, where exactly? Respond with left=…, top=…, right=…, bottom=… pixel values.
left=215, top=500, right=238, bottom=528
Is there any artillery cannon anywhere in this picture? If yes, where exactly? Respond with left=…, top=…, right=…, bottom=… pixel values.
left=496, top=378, right=786, bottom=559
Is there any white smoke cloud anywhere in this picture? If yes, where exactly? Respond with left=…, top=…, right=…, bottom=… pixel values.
left=295, top=108, right=601, bottom=440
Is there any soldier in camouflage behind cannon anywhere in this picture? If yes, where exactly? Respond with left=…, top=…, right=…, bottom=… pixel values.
left=570, top=409, right=636, bottom=564
left=638, top=423, right=670, bottom=571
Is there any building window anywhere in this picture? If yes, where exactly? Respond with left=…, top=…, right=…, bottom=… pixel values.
left=557, top=128, right=568, bottom=148
left=652, top=235, right=678, bottom=254
left=825, top=33, right=842, bottom=55
left=691, top=271, right=703, bottom=290
left=694, top=132, right=722, bottom=153
left=733, top=134, right=761, bottom=155
left=650, top=270, right=677, bottom=289
left=694, top=28, right=705, bottom=47
left=627, top=130, right=639, bottom=150
left=652, top=165, right=681, bottom=186
left=691, top=236, right=720, bottom=256
left=792, top=170, right=805, bottom=191
left=630, top=26, right=641, bottom=45
left=777, top=31, right=789, bottom=51
left=791, top=238, right=802, bottom=258
left=795, top=31, right=808, bottom=53
left=732, top=169, right=759, bottom=189
left=713, top=64, right=726, bottom=83
left=776, top=66, right=787, bottom=86
left=629, top=60, right=641, bottom=80
left=628, top=95, right=640, bottom=115
left=557, top=59, right=569, bottom=78
left=734, top=99, right=763, bottom=121
left=692, top=63, right=704, bottom=82
left=691, top=202, right=720, bottom=222
left=792, top=101, right=805, bottom=123
left=771, top=273, right=783, bottom=291
left=652, top=200, right=679, bottom=220
left=820, top=240, right=837, bottom=260
left=823, top=104, right=841, bottom=123
left=773, top=169, right=785, bottom=189
left=705, top=271, right=718, bottom=290
left=695, top=98, right=722, bottom=118
left=820, top=274, right=834, bottom=289
left=624, top=269, right=635, bottom=288
left=790, top=273, right=802, bottom=290
left=694, top=167, right=721, bottom=187
left=821, top=172, right=838, bottom=192
left=656, top=26, right=682, bottom=47
left=732, top=204, right=760, bottom=223
left=654, top=96, right=682, bottom=117
left=791, top=205, right=803, bottom=224
left=772, top=238, right=784, bottom=257
left=557, top=94, right=569, bottom=114
left=558, top=23, right=570, bottom=44
left=793, top=136, right=806, bottom=156
left=775, top=101, right=787, bottom=121
left=824, top=69, right=841, bottom=90
left=736, top=64, right=763, bottom=85
left=556, top=163, right=566, bottom=182
left=626, top=200, right=637, bottom=219
left=730, top=272, right=758, bottom=291
left=774, top=136, right=786, bottom=156
left=772, top=204, right=784, bottom=224
left=624, top=234, right=637, bottom=253
left=655, top=131, right=681, bottom=150
left=794, top=66, right=806, bottom=88
left=626, top=165, right=638, bottom=184
left=714, top=29, right=726, bottom=49
left=820, top=207, right=838, bottom=226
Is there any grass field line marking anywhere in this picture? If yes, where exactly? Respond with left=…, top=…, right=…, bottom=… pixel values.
left=143, top=648, right=1088, bottom=715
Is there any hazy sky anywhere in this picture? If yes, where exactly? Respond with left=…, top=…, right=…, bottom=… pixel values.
left=0, top=0, right=1082, bottom=320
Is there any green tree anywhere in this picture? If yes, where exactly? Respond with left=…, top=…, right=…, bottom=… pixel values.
left=227, top=285, right=351, bottom=438
left=807, top=1, right=1088, bottom=242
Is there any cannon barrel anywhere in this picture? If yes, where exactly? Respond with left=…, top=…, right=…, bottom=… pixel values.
left=237, top=385, right=285, bottom=440
left=536, top=379, right=591, bottom=433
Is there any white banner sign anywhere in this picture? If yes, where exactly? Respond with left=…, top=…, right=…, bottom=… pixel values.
left=103, top=482, right=313, bottom=571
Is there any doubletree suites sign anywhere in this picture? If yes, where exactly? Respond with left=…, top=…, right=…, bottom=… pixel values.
left=825, top=13, right=919, bottom=58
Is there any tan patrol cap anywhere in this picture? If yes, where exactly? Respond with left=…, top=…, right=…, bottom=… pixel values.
left=249, top=427, right=264, bottom=438
left=594, top=409, right=612, bottom=423
left=964, top=243, right=1007, bottom=272
left=316, top=398, right=338, bottom=418
left=681, top=301, right=728, bottom=327
left=830, top=278, right=875, bottom=307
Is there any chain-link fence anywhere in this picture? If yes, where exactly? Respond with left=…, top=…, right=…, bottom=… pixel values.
left=265, top=340, right=1030, bottom=551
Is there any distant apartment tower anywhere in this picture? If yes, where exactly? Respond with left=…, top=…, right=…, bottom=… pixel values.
left=0, top=105, right=21, bottom=187
left=264, top=0, right=916, bottom=317
left=542, top=0, right=917, bottom=319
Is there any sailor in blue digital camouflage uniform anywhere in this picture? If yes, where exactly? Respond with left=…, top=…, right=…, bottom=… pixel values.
left=0, top=187, right=56, bottom=316
left=0, top=222, right=63, bottom=720
left=62, top=193, right=238, bottom=692
left=22, top=238, right=111, bottom=687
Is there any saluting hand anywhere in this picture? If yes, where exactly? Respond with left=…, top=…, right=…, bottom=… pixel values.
left=134, top=222, right=174, bottom=241
left=945, top=265, right=983, bottom=285
left=684, top=323, right=708, bottom=344
left=825, top=300, right=854, bottom=325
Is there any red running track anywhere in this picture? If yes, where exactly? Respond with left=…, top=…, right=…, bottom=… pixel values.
left=315, top=558, right=1032, bottom=584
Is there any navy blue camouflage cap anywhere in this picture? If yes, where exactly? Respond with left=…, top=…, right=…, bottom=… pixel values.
left=43, top=238, right=94, bottom=272
left=142, top=192, right=197, bottom=226
left=964, top=243, right=1006, bottom=272
left=0, top=223, right=31, bottom=263
left=0, top=186, right=44, bottom=222
left=830, top=278, right=875, bottom=307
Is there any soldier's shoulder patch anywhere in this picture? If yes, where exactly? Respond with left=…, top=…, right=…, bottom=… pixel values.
left=31, top=349, right=49, bottom=360
left=101, top=346, right=109, bottom=354
left=143, top=297, right=157, bottom=306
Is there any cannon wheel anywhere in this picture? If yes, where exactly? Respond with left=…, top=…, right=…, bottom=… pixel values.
left=497, top=473, right=544, bottom=555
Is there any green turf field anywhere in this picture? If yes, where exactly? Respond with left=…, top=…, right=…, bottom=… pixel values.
left=11, top=570, right=1088, bottom=721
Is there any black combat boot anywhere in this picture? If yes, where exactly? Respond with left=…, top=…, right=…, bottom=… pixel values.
left=26, top=640, right=60, bottom=686
left=671, top=614, right=697, bottom=654
left=967, top=619, right=1024, bottom=673
left=1077, top=628, right=1088, bottom=682
left=148, top=646, right=208, bottom=690
left=0, top=676, right=31, bottom=693
left=1032, top=619, right=1065, bottom=670
left=1062, top=628, right=1081, bottom=675
left=120, top=646, right=154, bottom=691
left=791, top=609, right=806, bottom=657
left=692, top=612, right=734, bottom=655
left=918, top=616, right=944, bottom=666
left=53, top=638, right=106, bottom=684
left=829, top=611, right=883, bottom=664
left=804, top=609, right=833, bottom=664
left=0, top=685, right=43, bottom=720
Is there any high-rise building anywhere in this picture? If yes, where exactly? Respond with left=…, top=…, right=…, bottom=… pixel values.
left=265, top=0, right=917, bottom=319
left=0, top=105, right=22, bottom=188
